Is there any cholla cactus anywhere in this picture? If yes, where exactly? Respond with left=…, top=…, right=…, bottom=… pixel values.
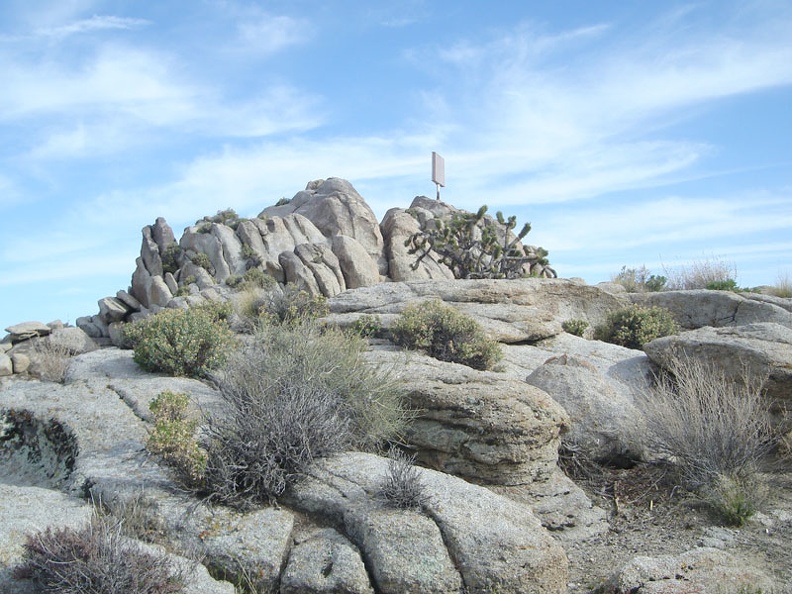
left=405, top=205, right=553, bottom=279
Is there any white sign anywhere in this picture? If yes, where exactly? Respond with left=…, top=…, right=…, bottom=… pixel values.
left=431, top=151, right=445, bottom=187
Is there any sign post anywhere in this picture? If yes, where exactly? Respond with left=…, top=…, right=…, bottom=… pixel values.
left=431, top=151, right=445, bottom=200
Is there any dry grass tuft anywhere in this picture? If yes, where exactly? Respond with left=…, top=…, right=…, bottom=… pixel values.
left=640, top=351, right=776, bottom=525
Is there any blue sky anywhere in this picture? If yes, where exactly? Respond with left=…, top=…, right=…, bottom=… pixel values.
left=1, top=0, right=791, bottom=330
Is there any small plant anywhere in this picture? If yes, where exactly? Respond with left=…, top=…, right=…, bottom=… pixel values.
left=274, top=197, right=291, bottom=206
left=350, top=314, right=384, bottom=338
left=594, top=304, right=679, bottom=349
left=201, top=322, right=408, bottom=506
left=562, top=319, right=589, bottom=337
left=405, top=205, right=551, bottom=279
left=378, top=448, right=431, bottom=511
left=611, top=265, right=666, bottom=292
left=124, top=303, right=236, bottom=378
left=391, top=300, right=502, bottom=370
left=770, top=270, right=792, bottom=298
left=641, top=352, right=775, bottom=526
left=259, top=283, right=329, bottom=326
left=146, top=391, right=207, bottom=485
left=14, top=511, right=185, bottom=593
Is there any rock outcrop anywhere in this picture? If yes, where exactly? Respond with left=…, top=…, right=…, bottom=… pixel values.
left=1, top=347, right=572, bottom=593
left=76, top=178, right=558, bottom=346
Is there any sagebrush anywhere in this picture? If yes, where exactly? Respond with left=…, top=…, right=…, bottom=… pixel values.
left=663, top=256, right=737, bottom=290
left=391, top=300, right=502, bottom=370
left=199, top=321, right=408, bottom=507
left=594, top=304, right=679, bottom=349
left=124, top=303, right=236, bottom=378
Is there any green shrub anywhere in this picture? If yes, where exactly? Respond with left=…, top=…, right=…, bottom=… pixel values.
left=562, top=319, right=589, bottom=337
left=241, top=244, right=262, bottom=268
left=391, top=300, right=502, bottom=370
left=242, top=267, right=275, bottom=289
left=350, top=314, right=384, bottom=338
left=14, top=512, right=185, bottom=593
left=706, top=278, right=740, bottom=291
left=259, top=283, right=329, bottom=326
left=146, top=391, right=207, bottom=485
left=124, top=304, right=236, bottom=378
left=274, top=197, right=291, bottom=206
left=594, top=304, right=679, bottom=349
left=190, top=252, right=212, bottom=272
left=161, top=243, right=183, bottom=275
left=201, top=322, right=408, bottom=506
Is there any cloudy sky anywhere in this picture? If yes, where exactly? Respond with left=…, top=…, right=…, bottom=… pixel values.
left=1, top=0, right=791, bottom=330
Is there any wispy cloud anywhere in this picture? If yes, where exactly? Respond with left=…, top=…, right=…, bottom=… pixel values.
left=35, top=15, right=149, bottom=40
left=236, top=13, right=310, bottom=55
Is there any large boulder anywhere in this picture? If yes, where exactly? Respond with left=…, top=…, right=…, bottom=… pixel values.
left=287, top=452, right=568, bottom=594
left=526, top=354, right=645, bottom=466
left=644, top=322, right=792, bottom=405
left=605, top=547, right=777, bottom=593
left=331, top=234, right=382, bottom=289
left=363, top=347, right=568, bottom=486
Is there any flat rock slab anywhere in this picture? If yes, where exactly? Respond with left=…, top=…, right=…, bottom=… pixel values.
left=288, top=452, right=568, bottom=594
left=328, top=278, right=630, bottom=343
left=631, top=289, right=792, bottom=330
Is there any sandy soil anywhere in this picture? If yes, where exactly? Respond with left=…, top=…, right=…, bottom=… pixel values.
left=561, top=461, right=792, bottom=593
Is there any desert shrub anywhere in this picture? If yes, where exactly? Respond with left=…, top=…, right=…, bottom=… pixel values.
left=124, top=303, right=236, bottom=378
left=350, top=314, right=384, bottom=338
left=146, top=391, right=207, bottom=485
left=664, top=256, right=737, bottom=290
left=14, top=512, right=185, bottom=593
left=378, top=448, right=431, bottom=511
left=405, top=204, right=551, bottom=279
left=161, top=243, right=183, bottom=275
left=258, top=283, right=329, bottom=326
left=640, top=352, right=775, bottom=525
left=391, top=300, right=502, bottom=370
left=241, top=267, right=275, bottom=289
left=200, top=322, right=408, bottom=506
left=611, top=265, right=666, bottom=292
left=240, top=244, right=263, bottom=268
left=594, top=304, right=679, bottom=349
left=190, top=252, right=212, bottom=273
left=562, top=319, right=589, bottom=337
left=274, top=197, right=291, bottom=206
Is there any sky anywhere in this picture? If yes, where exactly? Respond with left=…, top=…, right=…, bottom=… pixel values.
left=1, top=0, right=791, bottom=330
